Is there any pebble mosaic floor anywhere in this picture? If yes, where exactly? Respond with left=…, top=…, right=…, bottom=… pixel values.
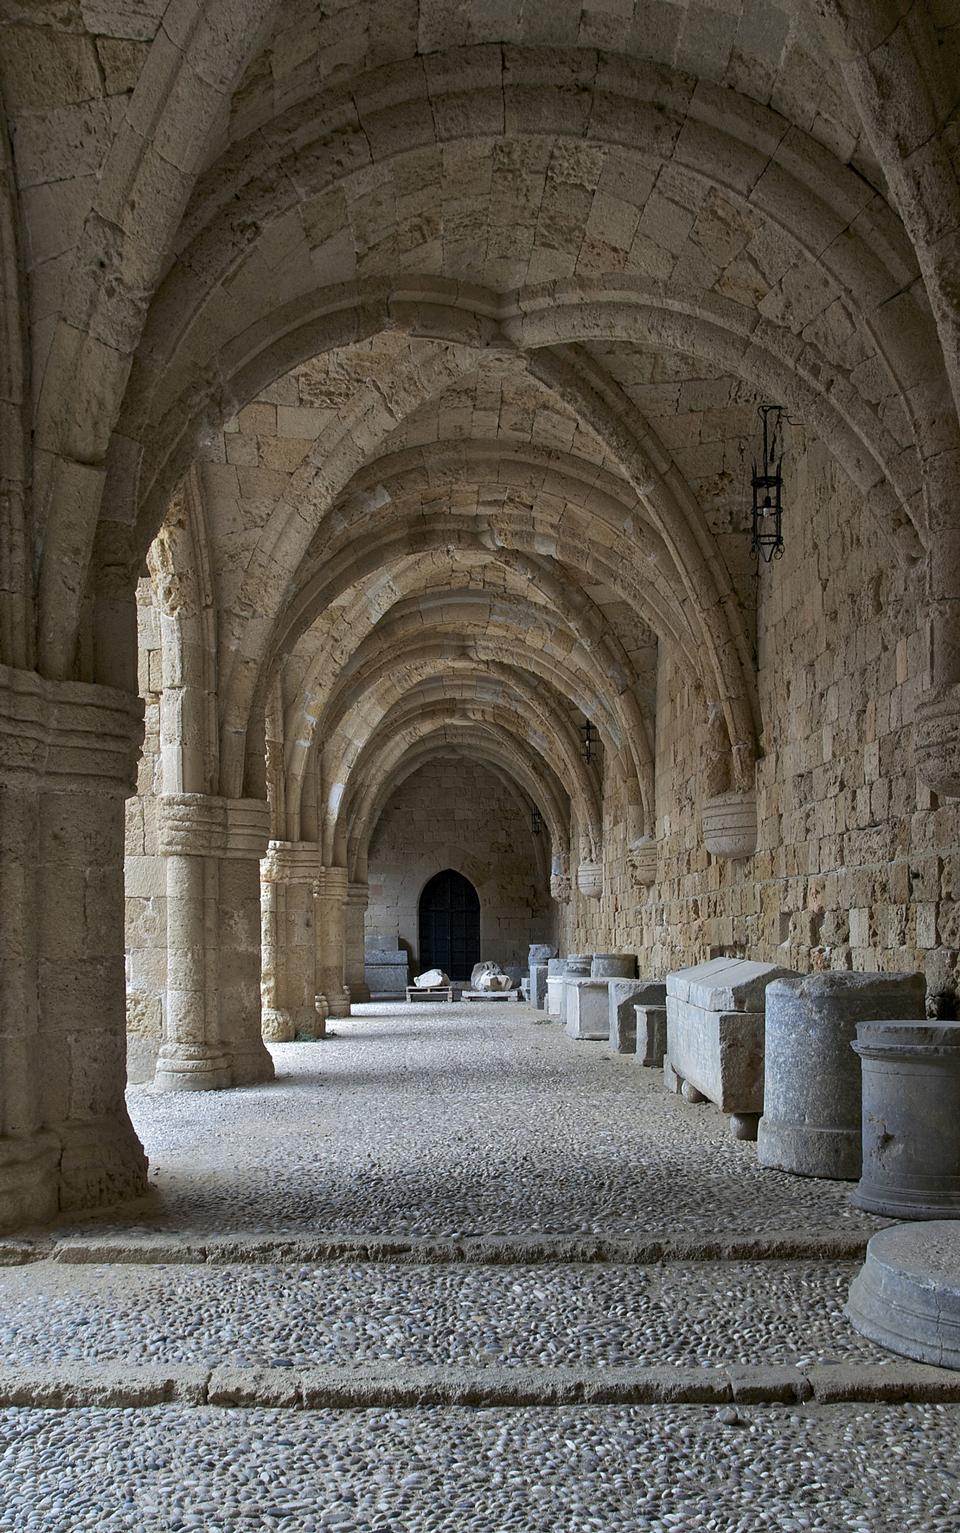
left=0, top=1001, right=952, bottom=1531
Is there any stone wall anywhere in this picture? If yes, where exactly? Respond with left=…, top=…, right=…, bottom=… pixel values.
left=366, top=760, right=553, bottom=972
left=578, top=437, right=959, bottom=1012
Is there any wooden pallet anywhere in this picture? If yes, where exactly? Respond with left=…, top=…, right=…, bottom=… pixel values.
left=462, top=989, right=521, bottom=1002
left=405, top=985, right=455, bottom=1002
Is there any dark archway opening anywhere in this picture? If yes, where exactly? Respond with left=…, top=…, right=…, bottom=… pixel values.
left=418, top=869, right=481, bottom=980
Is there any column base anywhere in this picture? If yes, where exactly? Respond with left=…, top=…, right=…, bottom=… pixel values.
left=58, top=1116, right=149, bottom=1213
left=0, top=1131, right=61, bottom=1231
left=262, top=1007, right=297, bottom=1043
left=153, top=1044, right=232, bottom=1092
left=319, top=987, right=351, bottom=1019
left=228, top=1038, right=276, bottom=1087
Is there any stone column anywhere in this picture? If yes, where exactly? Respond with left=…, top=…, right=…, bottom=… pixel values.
left=344, top=881, right=371, bottom=1003
left=261, top=842, right=323, bottom=1042
left=315, top=866, right=350, bottom=1021
left=155, top=794, right=274, bottom=1090
left=0, top=664, right=148, bottom=1230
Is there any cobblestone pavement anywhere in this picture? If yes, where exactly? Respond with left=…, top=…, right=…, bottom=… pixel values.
left=0, top=1002, right=953, bottom=1531
left=1, top=1403, right=959, bottom=1533
left=108, top=1002, right=880, bottom=1241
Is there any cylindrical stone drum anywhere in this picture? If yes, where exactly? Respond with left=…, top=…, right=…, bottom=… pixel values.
left=851, top=1021, right=960, bottom=1218
left=757, top=972, right=926, bottom=1180
left=564, top=954, right=591, bottom=977
left=591, top=953, right=636, bottom=979
left=547, top=958, right=566, bottom=977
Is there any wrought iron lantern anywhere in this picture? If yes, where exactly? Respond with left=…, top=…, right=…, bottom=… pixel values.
left=580, top=719, right=597, bottom=763
left=751, top=404, right=786, bottom=562
left=531, top=804, right=543, bottom=835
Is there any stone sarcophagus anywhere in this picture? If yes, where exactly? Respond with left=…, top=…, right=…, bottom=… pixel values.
left=665, top=957, right=797, bottom=1139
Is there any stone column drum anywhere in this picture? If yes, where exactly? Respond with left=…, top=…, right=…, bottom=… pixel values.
left=851, top=1021, right=960, bottom=1218
left=846, top=1221, right=960, bottom=1370
left=758, top=972, right=926, bottom=1180
left=0, top=665, right=149, bottom=1228
left=315, top=866, right=351, bottom=1021
left=260, top=842, right=323, bottom=1042
left=344, top=881, right=371, bottom=1003
left=156, top=794, right=275, bottom=1090
left=591, top=954, right=636, bottom=979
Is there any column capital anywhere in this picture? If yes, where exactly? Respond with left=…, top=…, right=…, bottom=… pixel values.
left=0, top=662, right=143, bottom=795
left=158, top=794, right=271, bottom=859
left=346, top=879, right=369, bottom=907
left=262, top=840, right=324, bottom=883
left=314, top=865, right=348, bottom=901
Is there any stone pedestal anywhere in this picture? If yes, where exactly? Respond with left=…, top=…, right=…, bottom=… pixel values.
left=315, top=866, right=350, bottom=1021
left=0, top=664, right=149, bottom=1228
left=851, top=1021, right=960, bottom=1217
left=261, top=843, right=323, bottom=1042
left=758, top=972, right=925, bottom=1181
left=156, top=795, right=275, bottom=1090
left=665, top=957, right=796, bottom=1139
left=560, top=955, right=591, bottom=1027
left=592, top=953, right=636, bottom=979
left=546, top=959, right=565, bottom=1018
left=635, top=1004, right=667, bottom=1067
left=529, top=961, right=549, bottom=1010
left=846, top=1222, right=960, bottom=1369
left=345, top=882, right=371, bottom=1003
left=608, top=979, right=666, bottom=1053
left=565, top=978, right=610, bottom=1040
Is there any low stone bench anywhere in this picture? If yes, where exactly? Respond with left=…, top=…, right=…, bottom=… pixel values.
left=665, top=957, right=796, bottom=1139
left=607, top=979, right=666, bottom=1054
left=406, top=985, right=455, bottom=1002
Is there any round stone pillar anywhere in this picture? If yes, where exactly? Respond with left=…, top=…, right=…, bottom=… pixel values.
left=315, top=866, right=350, bottom=1020
left=851, top=1020, right=960, bottom=1217
left=261, top=843, right=323, bottom=1042
left=155, top=794, right=275, bottom=1090
left=758, top=972, right=926, bottom=1181
left=344, top=881, right=371, bottom=1003
left=0, top=664, right=149, bottom=1228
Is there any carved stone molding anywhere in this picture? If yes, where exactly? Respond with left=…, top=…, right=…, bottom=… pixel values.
left=314, top=865, right=349, bottom=902
left=702, top=789, right=757, bottom=859
left=0, top=662, right=143, bottom=795
left=262, top=840, right=324, bottom=883
left=158, top=794, right=271, bottom=859
left=577, top=859, right=603, bottom=899
left=915, top=684, right=960, bottom=799
left=550, top=872, right=571, bottom=902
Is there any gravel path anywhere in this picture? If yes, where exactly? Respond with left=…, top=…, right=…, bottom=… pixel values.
left=0, top=1258, right=889, bottom=1370
left=96, top=1003, right=881, bottom=1242
left=1, top=1402, right=957, bottom=1532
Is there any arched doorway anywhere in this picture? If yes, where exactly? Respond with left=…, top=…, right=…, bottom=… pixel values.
left=418, top=869, right=481, bottom=981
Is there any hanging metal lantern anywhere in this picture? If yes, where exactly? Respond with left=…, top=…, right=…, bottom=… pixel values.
left=580, top=719, right=597, bottom=763
left=531, top=804, right=543, bottom=835
left=751, top=404, right=786, bottom=563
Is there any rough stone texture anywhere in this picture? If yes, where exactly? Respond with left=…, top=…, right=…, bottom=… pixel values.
left=758, top=972, right=927, bottom=1181
left=851, top=1021, right=960, bottom=1219
left=847, top=1222, right=960, bottom=1372
left=591, top=954, right=637, bottom=979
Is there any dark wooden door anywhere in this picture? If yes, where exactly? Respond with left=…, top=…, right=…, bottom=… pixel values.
left=418, top=869, right=480, bottom=981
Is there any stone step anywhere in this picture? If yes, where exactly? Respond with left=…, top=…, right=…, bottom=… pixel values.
left=0, top=1257, right=904, bottom=1375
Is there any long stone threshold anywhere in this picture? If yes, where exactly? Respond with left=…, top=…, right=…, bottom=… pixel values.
left=1, top=1359, right=959, bottom=1410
